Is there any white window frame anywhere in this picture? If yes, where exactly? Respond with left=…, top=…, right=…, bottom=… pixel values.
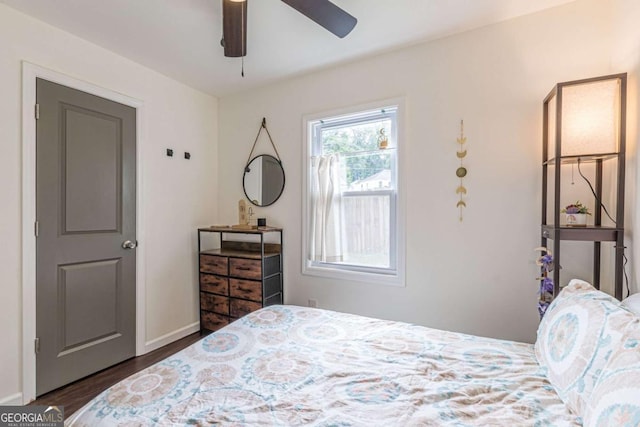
left=302, top=98, right=405, bottom=287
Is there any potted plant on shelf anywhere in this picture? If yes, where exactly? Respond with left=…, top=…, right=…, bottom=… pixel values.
left=562, top=201, right=591, bottom=227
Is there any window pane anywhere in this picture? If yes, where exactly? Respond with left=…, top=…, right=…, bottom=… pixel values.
left=341, top=152, right=392, bottom=192
left=321, top=120, right=391, bottom=154
left=340, top=194, right=390, bottom=268
left=321, top=119, right=393, bottom=192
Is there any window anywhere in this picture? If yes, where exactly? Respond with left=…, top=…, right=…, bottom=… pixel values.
left=303, top=101, right=404, bottom=285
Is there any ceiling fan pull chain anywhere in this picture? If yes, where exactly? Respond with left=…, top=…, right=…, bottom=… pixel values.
left=241, top=0, right=245, bottom=77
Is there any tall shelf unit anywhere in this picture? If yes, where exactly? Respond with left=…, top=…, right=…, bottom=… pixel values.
left=541, top=73, right=627, bottom=300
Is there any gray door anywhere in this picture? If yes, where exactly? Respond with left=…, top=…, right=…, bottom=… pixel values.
left=36, top=78, right=137, bottom=395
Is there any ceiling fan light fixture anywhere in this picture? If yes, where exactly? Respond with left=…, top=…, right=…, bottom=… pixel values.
left=222, top=0, right=247, bottom=58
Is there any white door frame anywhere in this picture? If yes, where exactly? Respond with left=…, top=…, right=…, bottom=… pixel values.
left=21, top=62, right=146, bottom=404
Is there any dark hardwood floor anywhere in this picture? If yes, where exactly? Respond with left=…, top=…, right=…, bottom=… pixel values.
left=29, top=331, right=207, bottom=418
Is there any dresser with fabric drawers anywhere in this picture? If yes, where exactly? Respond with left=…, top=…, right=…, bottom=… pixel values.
left=197, top=226, right=283, bottom=332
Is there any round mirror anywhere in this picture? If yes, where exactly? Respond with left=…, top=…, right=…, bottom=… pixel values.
left=243, top=154, right=285, bottom=207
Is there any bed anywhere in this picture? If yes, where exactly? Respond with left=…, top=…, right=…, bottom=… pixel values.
left=67, top=280, right=640, bottom=426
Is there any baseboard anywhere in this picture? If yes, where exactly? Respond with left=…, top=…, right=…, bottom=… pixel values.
left=1, top=323, right=200, bottom=408
left=0, top=392, right=24, bottom=406
left=144, top=321, right=200, bottom=354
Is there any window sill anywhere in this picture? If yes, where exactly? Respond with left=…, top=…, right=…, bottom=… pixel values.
left=302, top=262, right=405, bottom=287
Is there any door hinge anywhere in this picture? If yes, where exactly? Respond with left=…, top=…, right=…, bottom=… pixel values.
left=35, top=103, right=40, bottom=120
left=34, top=337, right=40, bottom=354
left=34, top=221, right=39, bottom=238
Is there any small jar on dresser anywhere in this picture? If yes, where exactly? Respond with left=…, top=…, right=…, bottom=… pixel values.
left=197, top=226, right=283, bottom=332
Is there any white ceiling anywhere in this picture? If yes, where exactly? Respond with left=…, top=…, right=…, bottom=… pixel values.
left=1, top=0, right=575, bottom=97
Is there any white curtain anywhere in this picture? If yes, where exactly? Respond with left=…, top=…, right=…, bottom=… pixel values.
left=310, top=154, right=343, bottom=263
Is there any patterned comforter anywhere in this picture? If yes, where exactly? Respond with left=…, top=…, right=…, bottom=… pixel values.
left=67, top=305, right=580, bottom=426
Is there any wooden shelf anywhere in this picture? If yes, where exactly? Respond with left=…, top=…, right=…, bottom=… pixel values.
left=199, top=226, right=282, bottom=234
left=544, top=153, right=618, bottom=166
left=541, top=225, right=622, bottom=242
left=200, top=248, right=280, bottom=259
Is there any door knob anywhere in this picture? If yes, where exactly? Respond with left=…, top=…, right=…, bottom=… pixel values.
left=122, top=240, right=137, bottom=249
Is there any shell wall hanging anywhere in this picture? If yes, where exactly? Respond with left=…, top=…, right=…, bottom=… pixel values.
left=456, top=120, right=468, bottom=221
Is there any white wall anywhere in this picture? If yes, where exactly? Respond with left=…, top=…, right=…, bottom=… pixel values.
left=218, top=0, right=616, bottom=344
left=0, top=4, right=218, bottom=403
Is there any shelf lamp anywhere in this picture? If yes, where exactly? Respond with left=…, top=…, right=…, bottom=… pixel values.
left=545, top=74, right=626, bottom=160
left=541, top=73, right=627, bottom=300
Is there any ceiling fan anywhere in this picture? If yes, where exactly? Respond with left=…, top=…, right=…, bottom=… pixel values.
left=221, top=0, right=358, bottom=58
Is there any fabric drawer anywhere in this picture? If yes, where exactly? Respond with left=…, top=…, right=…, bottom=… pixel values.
left=264, top=293, right=282, bottom=307
left=200, top=292, right=229, bottom=315
left=199, top=254, right=228, bottom=275
left=200, top=311, right=228, bottom=331
left=263, top=254, right=281, bottom=277
left=229, top=258, right=261, bottom=280
left=200, top=273, right=229, bottom=295
left=230, top=298, right=262, bottom=318
left=264, top=274, right=282, bottom=297
left=230, top=278, right=262, bottom=302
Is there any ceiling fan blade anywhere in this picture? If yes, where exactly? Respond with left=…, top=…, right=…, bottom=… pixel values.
left=281, top=0, right=357, bottom=38
left=221, top=0, right=247, bottom=57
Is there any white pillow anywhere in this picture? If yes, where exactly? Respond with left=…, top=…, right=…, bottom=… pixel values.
left=584, top=320, right=640, bottom=427
left=535, top=279, right=635, bottom=416
left=622, top=293, right=640, bottom=316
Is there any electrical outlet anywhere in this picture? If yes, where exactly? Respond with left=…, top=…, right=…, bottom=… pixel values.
left=308, top=299, right=318, bottom=308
